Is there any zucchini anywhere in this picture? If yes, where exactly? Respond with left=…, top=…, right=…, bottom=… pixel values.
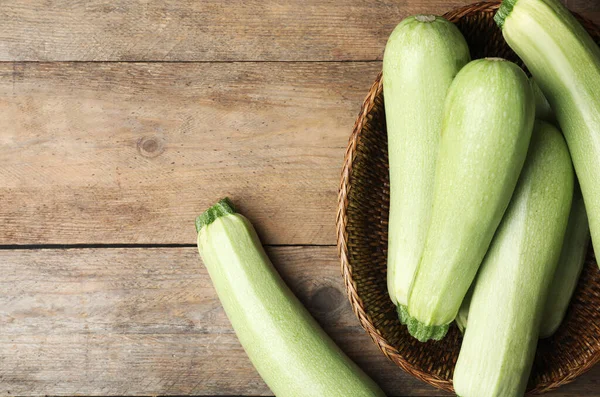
left=496, top=0, right=600, bottom=267
left=455, top=284, right=472, bottom=334
left=454, top=187, right=588, bottom=338
left=383, top=15, right=470, bottom=306
left=404, top=58, right=535, bottom=342
left=540, top=188, right=589, bottom=338
left=195, top=199, right=385, bottom=397
left=453, top=121, right=574, bottom=397
left=530, top=78, right=555, bottom=124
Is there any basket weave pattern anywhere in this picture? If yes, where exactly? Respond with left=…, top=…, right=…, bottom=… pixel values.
left=336, top=1, right=600, bottom=394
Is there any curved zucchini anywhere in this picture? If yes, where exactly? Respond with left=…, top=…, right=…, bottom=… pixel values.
left=404, top=58, right=535, bottom=342
left=540, top=189, right=589, bottom=338
left=196, top=199, right=385, bottom=397
left=454, top=121, right=574, bottom=397
left=496, top=0, right=600, bottom=267
left=383, top=15, right=470, bottom=307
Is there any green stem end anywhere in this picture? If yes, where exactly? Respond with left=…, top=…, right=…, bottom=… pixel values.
left=397, top=305, right=450, bottom=342
left=494, top=0, right=518, bottom=29
left=195, top=198, right=236, bottom=233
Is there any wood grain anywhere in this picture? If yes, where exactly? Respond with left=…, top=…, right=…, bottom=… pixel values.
left=0, top=61, right=383, bottom=245
left=0, top=246, right=597, bottom=396
left=0, top=0, right=471, bottom=62
left=566, top=0, right=600, bottom=29
left=1, top=0, right=598, bottom=62
left=2, top=1, right=599, bottom=396
left=0, top=246, right=436, bottom=396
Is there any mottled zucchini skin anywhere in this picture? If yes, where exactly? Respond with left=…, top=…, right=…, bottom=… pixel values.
left=383, top=15, right=469, bottom=308
left=197, top=199, right=385, bottom=397
left=454, top=121, right=574, bottom=397
left=497, top=0, right=600, bottom=267
left=405, top=58, right=535, bottom=342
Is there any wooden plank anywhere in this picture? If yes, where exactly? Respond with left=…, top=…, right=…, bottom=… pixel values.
left=0, top=0, right=470, bottom=62
left=566, top=0, right=600, bottom=27
left=0, top=61, right=382, bottom=245
left=2, top=0, right=598, bottom=62
left=0, top=246, right=443, bottom=396
left=0, top=246, right=597, bottom=396
left=567, top=0, right=600, bottom=13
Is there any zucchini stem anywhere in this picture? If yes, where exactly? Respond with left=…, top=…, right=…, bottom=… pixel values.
left=494, top=0, right=519, bottom=29
left=415, top=15, right=436, bottom=23
left=195, top=198, right=236, bottom=232
left=397, top=305, right=449, bottom=342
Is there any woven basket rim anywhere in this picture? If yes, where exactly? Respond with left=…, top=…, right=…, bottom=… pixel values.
left=336, top=1, right=600, bottom=394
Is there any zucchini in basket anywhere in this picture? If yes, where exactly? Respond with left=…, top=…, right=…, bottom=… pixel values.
left=404, top=58, right=535, bottom=342
left=540, top=189, right=589, bottom=338
left=196, top=199, right=385, bottom=397
left=454, top=121, right=573, bottom=397
left=455, top=185, right=588, bottom=339
left=383, top=15, right=470, bottom=308
left=530, top=78, right=555, bottom=124
left=496, top=0, right=600, bottom=267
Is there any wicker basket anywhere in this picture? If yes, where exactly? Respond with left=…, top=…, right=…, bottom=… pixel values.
left=336, top=1, right=600, bottom=394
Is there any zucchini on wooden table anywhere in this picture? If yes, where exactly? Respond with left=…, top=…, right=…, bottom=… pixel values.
left=384, top=15, right=469, bottom=308
left=496, top=0, right=600, bottom=266
left=454, top=121, right=574, bottom=397
left=403, top=58, right=535, bottom=342
left=196, top=199, right=385, bottom=397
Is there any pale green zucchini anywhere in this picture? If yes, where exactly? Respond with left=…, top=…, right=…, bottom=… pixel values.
left=540, top=189, right=589, bottom=338
left=383, top=15, right=470, bottom=307
left=530, top=78, right=555, bottom=123
left=454, top=121, right=574, bottom=397
left=455, top=284, right=472, bottom=334
left=196, top=199, right=385, bottom=397
left=456, top=99, right=584, bottom=339
left=496, top=0, right=600, bottom=266
left=454, top=188, right=589, bottom=338
left=403, top=58, right=535, bottom=342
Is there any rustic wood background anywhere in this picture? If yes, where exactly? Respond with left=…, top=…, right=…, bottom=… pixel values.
left=1, top=0, right=599, bottom=396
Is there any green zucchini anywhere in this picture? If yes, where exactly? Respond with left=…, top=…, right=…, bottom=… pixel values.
left=496, top=0, right=600, bottom=266
left=196, top=199, right=385, bottom=397
left=454, top=187, right=589, bottom=338
left=383, top=15, right=470, bottom=307
left=454, top=121, right=574, bottom=397
left=455, top=284, right=472, bottom=334
left=540, top=188, right=589, bottom=338
left=530, top=78, right=555, bottom=124
left=403, top=58, right=535, bottom=342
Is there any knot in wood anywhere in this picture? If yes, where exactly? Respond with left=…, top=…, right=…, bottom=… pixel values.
left=137, top=136, right=164, bottom=158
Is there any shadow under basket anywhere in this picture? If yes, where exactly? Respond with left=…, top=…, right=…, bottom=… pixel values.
left=336, top=1, right=600, bottom=394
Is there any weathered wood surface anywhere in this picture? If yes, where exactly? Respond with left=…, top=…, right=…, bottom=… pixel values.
left=0, top=247, right=433, bottom=396
left=0, top=247, right=597, bottom=396
left=0, top=61, right=380, bottom=246
left=0, top=0, right=597, bottom=62
left=2, top=0, right=600, bottom=396
left=0, top=0, right=485, bottom=62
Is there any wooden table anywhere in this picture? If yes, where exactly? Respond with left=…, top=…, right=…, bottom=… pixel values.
left=1, top=0, right=599, bottom=396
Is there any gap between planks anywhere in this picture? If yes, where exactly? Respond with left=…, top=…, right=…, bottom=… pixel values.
left=0, top=246, right=441, bottom=396
left=0, top=59, right=383, bottom=64
left=0, top=61, right=382, bottom=246
left=0, top=243, right=337, bottom=249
